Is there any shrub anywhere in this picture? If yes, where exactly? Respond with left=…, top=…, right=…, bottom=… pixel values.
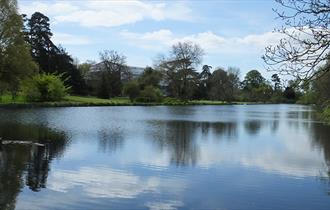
left=322, top=106, right=330, bottom=123
left=297, top=91, right=317, bottom=105
left=123, top=81, right=140, bottom=102
left=22, top=74, right=69, bottom=102
left=136, top=86, right=163, bottom=103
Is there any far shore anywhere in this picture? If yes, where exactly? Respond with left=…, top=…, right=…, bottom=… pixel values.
left=0, top=95, right=291, bottom=108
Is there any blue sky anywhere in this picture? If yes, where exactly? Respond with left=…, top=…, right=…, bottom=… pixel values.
left=19, top=0, right=284, bottom=79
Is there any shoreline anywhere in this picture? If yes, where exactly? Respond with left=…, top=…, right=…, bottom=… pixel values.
left=0, top=101, right=300, bottom=109
left=0, top=95, right=301, bottom=108
left=0, top=101, right=239, bottom=108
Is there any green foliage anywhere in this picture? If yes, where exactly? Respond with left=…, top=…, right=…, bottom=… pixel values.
left=209, top=68, right=240, bottom=102
left=242, top=70, right=265, bottom=90
left=138, top=67, right=162, bottom=89
left=98, top=50, right=130, bottom=98
left=22, top=74, right=69, bottom=102
left=0, top=0, right=37, bottom=98
left=136, top=86, right=163, bottom=103
left=23, top=12, right=86, bottom=95
left=321, top=105, right=330, bottom=124
left=271, top=74, right=281, bottom=90
left=78, top=62, right=93, bottom=77
left=283, top=86, right=297, bottom=102
left=97, top=73, right=109, bottom=99
left=194, top=65, right=212, bottom=99
left=297, top=91, right=317, bottom=105
left=158, top=41, right=203, bottom=100
left=139, top=67, right=159, bottom=87
left=123, top=81, right=140, bottom=102
left=313, top=67, right=330, bottom=106
left=241, top=70, right=269, bottom=102
left=270, top=91, right=284, bottom=103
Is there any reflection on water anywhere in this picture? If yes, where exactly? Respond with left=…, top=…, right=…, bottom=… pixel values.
left=98, top=127, right=124, bottom=153
left=149, top=120, right=238, bottom=166
left=0, top=122, right=68, bottom=210
left=0, top=105, right=330, bottom=209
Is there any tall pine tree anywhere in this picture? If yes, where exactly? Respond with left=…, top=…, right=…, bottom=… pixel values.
left=23, top=12, right=86, bottom=95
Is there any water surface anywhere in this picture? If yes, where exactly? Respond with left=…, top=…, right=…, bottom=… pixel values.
left=0, top=105, right=330, bottom=209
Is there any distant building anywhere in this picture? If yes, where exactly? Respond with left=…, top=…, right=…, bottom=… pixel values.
left=84, top=62, right=145, bottom=94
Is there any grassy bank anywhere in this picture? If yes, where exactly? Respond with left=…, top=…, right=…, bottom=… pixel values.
left=320, top=106, right=330, bottom=124
left=0, top=95, right=236, bottom=107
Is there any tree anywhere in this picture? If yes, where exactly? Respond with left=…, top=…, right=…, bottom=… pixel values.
left=0, top=0, right=37, bottom=98
left=78, top=61, right=95, bottom=77
left=23, top=12, right=54, bottom=73
left=227, top=67, right=241, bottom=100
left=98, top=50, right=131, bottom=98
left=271, top=74, right=281, bottom=91
left=138, top=67, right=162, bottom=89
left=123, top=80, right=140, bottom=102
left=23, top=12, right=86, bottom=95
left=136, top=85, right=163, bottom=103
left=242, top=70, right=265, bottom=90
left=209, top=68, right=228, bottom=101
left=209, top=67, right=240, bottom=102
left=254, top=83, right=273, bottom=102
left=195, top=65, right=212, bottom=99
left=241, top=70, right=270, bottom=102
left=312, top=58, right=330, bottom=105
left=52, top=46, right=86, bottom=95
left=157, top=41, right=204, bottom=100
left=263, top=0, right=330, bottom=82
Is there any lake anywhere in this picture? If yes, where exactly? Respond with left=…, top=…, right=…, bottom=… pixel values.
left=0, top=104, right=330, bottom=210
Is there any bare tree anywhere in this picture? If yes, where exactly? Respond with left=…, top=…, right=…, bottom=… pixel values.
left=98, top=50, right=131, bottom=98
left=263, top=0, right=330, bottom=82
left=157, top=41, right=204, bottom=100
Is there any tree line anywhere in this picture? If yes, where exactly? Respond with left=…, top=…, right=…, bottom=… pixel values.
left=0, top=0, right=329, bottom=109
left=1, top=0, right=85, bottom=102
left=121, top=41, right=303, bottom=103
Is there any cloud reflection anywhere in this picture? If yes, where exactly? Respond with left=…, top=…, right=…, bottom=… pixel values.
left=48, top=167, right=185, bottom=199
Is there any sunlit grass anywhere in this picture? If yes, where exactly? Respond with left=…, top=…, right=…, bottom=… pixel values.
left=0, top=94, right=244, bottom=106
left=0, top=94, right=25, bottom=104
left=64, top=95, right=130, bottom=104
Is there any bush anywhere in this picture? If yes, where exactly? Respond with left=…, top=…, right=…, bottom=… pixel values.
left=22, top=74, right=69, bottom=102
left=322, top=106, right=330, bottom=124
left=123, top=81, right=140, bottom=102
left=136, top=86, right=163, bottom=103
left=297, top=91, right=317, bottom=105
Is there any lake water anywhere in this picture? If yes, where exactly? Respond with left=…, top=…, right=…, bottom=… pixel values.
left=0, top=105, right=330, bottom=210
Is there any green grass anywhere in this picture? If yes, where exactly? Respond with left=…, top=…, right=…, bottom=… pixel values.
left=0, top=94, right=255, bottom=107
left=0, top=95, right=26, bottom=104
left=64, top=95, right=131, bottom=104
left=188, top=100, right=231, bottom=105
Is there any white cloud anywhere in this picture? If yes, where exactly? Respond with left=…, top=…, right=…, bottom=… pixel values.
left=145, top=200, right=184, bottom=210
left=48, top=166, right=186, bottom=199
left=49, top=167, right=150, bottom=198
left=121, top=29, right=284, bottom=54
left=19, top=2, right=79, bottom=16
left=52, top=33, right=90, bottom=45
left=19, top=1, right=193, bottom=27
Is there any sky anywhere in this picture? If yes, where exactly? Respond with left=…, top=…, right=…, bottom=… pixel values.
left=18, top=0, right=285, bottom=79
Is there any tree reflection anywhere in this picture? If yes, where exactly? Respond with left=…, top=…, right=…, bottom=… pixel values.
left=97, top=128, right=124, bottom=153
left=212, top=122, right=237, bottom=140
left=244, top=120, right=262, bottom=135
left=310, top=123, right=330, bottom=176
left=305, top=121, right=330, bottom=196
left=0, top=146, right=29, bottom=210
left=0, top=122, right=68, bottom=209
left=150, top=120, right=237, bottom=166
